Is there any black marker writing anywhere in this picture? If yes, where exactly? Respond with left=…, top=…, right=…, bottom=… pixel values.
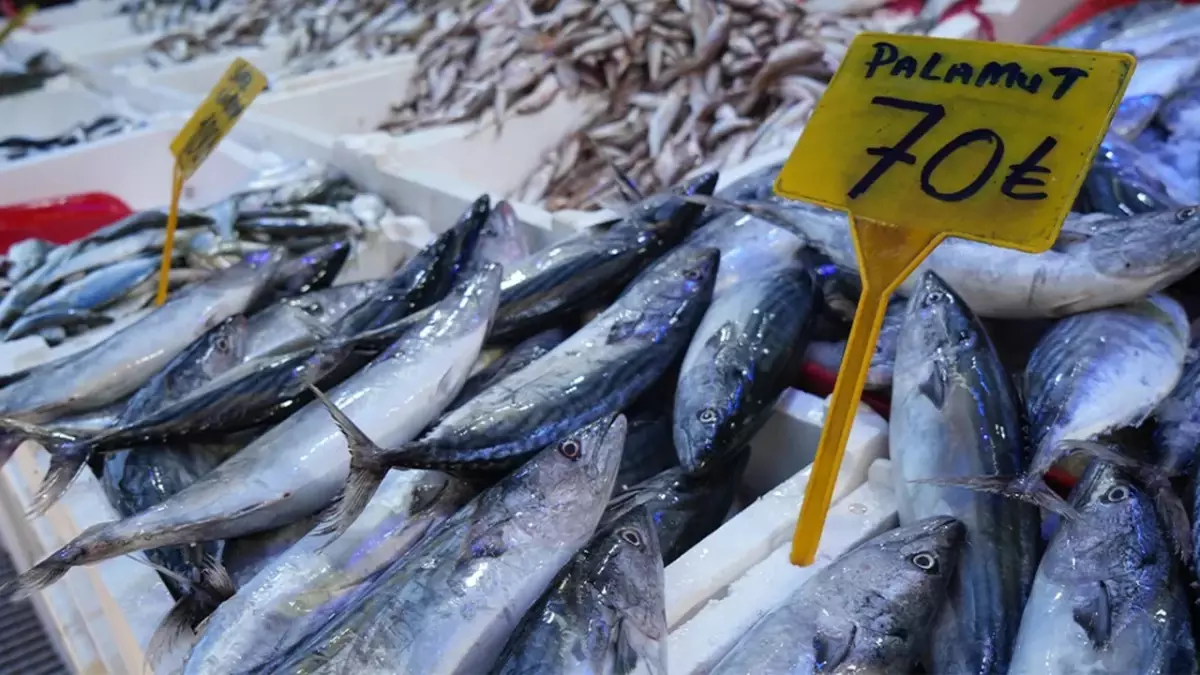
left=920, top=129, right=1005, bottom=202
left=1002, top=136, right=1057, bottom=200
left=847, top=96, right=945, bottom=199
left=1048, top=67, right=1089, bottom=100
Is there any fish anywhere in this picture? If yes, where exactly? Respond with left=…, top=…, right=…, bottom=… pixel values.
left=890, top=271, right=1041, bottom=675
left=239, top=280, right=385, bottom=361
left=3, top=309, right=114, bottom=342
left=1008, top=294, right=1189, bottom=513
left=0, top=241, right=84, bottom=328
left=16, top=256, right=161, bottom=319
left=183, top=469, right=473, bottom=675
left=1099, top=3, right=1200, bottom=57
left=802, top=299, right=903, bottom=391
left=477, top=200, right=533, bottom=267
left=709, top=516, right=966, bottom=675
left=81, top=210, right=210, bottom=246
left=673, top=217, right=816, bottom=472
left=6, top=238, right=53, bottom=282
left=220, top=514, right=321, bottom=590
left=1110, top=56, right=1200, bottom=141
left=262, top=239, right=353, bottom=303
left=1008, top=461, right=1196, bottom=675
left=328, top=247, right=718, bottom=533
left=45, top=226, right=205, bottom=286
left=0, top=250, right=281, bottom=424
left=610, top=449, right=750, bottom=564
left=1152, top=346, right=1200, bottom=475
left=259, top=414, right=627, bottom=674
left=490, top=505, right=667, bottom=675
left=490, top=173, right=716, bottom=342
left=613, top=411, right=677, bottom=496
left=782, top=201, right=1200, bottom=318
left=235, top=204, right=362, bottom=240
left=1080, top=132, right=1186, bottom=216
left=2, top=263, right=502, bottom=598
left=1047, top=0, right=1175, bottom=50
left=448, top=327, right=567, bottom=410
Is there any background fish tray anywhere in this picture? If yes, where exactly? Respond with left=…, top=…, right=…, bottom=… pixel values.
left=0, top=84, right=135, bottom=140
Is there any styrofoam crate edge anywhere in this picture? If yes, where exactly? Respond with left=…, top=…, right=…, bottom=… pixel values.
left=667, top=459, right=899, bottom=675
left=664, top=389, right=889, bottom=628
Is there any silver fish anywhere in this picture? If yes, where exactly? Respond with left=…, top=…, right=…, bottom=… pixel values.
left=1153, top=346, right=1200, bottom=474
left=1009, top=461, right=1196, bottom=675
left=18, top=256, right=160, bottom=319
left=491, top=505, right=666, bottom=675
left=778, top=201, right=1200, bottom=318
left=240, top=280, right=384, bottom=360
left=890, top=272, right=1041, bottom=675
left=6, top=238, right=53, bottom=282
left=184, top=470, right=473, bottom=675
left=3, top=264, right=501, bottom=598
left=46, top=227, right=204, bottom=286
left=0, top=241, right=83, bottom=328
left=0, top=250, right=281, bottom=423
left=262, top=414, right=627, bottom=674
left=478, top=200, right=533, bottom=268
left=710, top=516, right=965, bottom=675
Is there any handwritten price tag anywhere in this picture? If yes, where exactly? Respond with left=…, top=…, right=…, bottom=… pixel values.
left=157, top=57, right=266, bottom=306
left=169, top=57, right=267, bottom=182
left=776, top=34, right=1133, bottom=566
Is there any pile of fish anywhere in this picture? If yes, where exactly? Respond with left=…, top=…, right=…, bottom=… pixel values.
left=381, top=0, right=880, bottom=210
left=0, top=114, right=143, bottom=164
left=0, top=160, right=416, bottom=348
left=132, top=0, right=442, bottom=74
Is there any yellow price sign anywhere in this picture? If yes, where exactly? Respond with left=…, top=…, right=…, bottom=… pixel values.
left=0, top=5, right=36, bottom=46
left=776, top=34, right=1134, bottom=566
left=157, top=57, right=267, bottom=305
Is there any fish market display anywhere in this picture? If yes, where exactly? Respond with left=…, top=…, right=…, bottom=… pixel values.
left=710, top=516, right=965, bottom=674
left=0, top=49, right=65, bottom=98
left=1009, top=460, right=1196, bottom=675
left=491, top=505, right=667, bottom=675
left=383, top=0, right=883, bottom=209
left=0, top=115, right=143, bottom=164
left=890, top=272, right=1040, bottom=675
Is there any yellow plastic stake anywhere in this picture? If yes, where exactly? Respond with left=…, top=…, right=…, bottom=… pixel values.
left=157, top=57, right=267, bottom=305
left=775, top=33, right=1136, bottom=565
left=0, top=5, right=35, bottom=46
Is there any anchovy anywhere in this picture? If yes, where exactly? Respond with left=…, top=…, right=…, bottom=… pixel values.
left=609, top=450, right=749, bottom=564
left=261, top=415, right=627, bottom=674
left=491, top=505, right=666, bottom=675
left=672, top=214, right=815, bottom=472
left=780, top=201, right=1200, bottom=318
left=890, top=272, right=1041, bottom=675
left=1154, top=348, right=1200, bottom=475
left=1009, top=461, right=1196, bottom=675
left=0, top=250, right=280, bottom=423
left=449, top=327, right=567, bottom=410
left=329, top=248, right=717, bottom=532
left=710, top=516, right=965, bottom=675
left=3, top=264, right=502, bottom=598
left=1011, top=295, right=1189, bottom=512
left=185, top=469, right=473, bottom=675
left=491, top=173, right=716, bottom=342
left=478, top=200, right=534, bottom=268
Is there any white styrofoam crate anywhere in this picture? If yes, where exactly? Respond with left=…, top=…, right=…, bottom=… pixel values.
left=668, top=459, right=899, bottom=674
left=0, top=86, right=121, bottom=139
left=20, top=1, right=118, bottom=30
left=19, top=16, right=143, bottom=58
left=0, top=118, right=263, bottom=211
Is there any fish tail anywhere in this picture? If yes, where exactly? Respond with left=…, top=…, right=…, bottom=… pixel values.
left=912, top=473, right=1081, bottom=519
left=144, top=557, right=234, bottom=670
left=26, top=442, right=92, bottom=517
left=306, top=383, right=389, bottom=541
left=2, top=557, right=72, bottom=601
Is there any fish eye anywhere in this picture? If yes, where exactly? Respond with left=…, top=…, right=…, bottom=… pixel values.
left=301, top=302, right=323, bottom=315
left=922, top=290, right=945, bottom=306
left=619, top=529, right=643, bottom=546
left=697, top=408, right=718, bottom=424
left=682, top=267, right=704, bottom=281
left=558, top=439, right=581, bottom=461
left=1102, top=485, right=1130, bottom=503
left=215, top=337, right=230, bottom=352
left=909, top=552, right=939, bottom=573
left=1177, top=207, right=1197, bottom=222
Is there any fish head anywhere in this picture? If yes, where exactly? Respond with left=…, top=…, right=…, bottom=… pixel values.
left=631, top=172, right=719, bottom=244
left=195, top=315, right=250, bottom=376
left=478, top=200, right=530, bottom=266
left=512, top=415, right=628, bottom=544
left=587, top=506, right=667, bottom=647
left=829, top=516, right=964, bottom=638
left=1087, top=206, right=1200, bottom=280
left=896, top=272, right=985, bottom=409
left=1043, top=460, right=1166, bottom=584
left=448, top=195, right=492, bottom=273
left=674, top=322, right=753, bottom=472
left=272, top=239, right=353, bottom=295
left=715, top=163, right=782, bottom=202
left=656, top=247, right=721, bottom=305
left=213, top=247, right=286, bottom=289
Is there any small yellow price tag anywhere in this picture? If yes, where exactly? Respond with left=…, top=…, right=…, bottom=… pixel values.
left=777, top=34, right=1134, bottom=566
left=157, top=57, right=267, bottom=305
left=0, top=5, right=36, bottom=47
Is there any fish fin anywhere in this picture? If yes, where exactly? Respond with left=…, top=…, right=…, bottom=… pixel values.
left=918, top=361, right=948, bottom=410
left=26, top=442, right=92, bottom=517
left=144, top=557, right=234, bottom=671
left=612, top=618, right=640, bottom=675
left=812, top=622, right=854, bottom=672
left=306, top=383, right=387, bottom=541
left=0, top=522, right=106, bottom=600
left=913, top=474, right=1081, bottom=519
left=0, top=416, right=83, bottom=445
left=1073, top=582, right=1112, bottom=649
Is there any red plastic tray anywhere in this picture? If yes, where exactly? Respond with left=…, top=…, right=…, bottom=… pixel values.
left=0, top=193, right=133, bottom=252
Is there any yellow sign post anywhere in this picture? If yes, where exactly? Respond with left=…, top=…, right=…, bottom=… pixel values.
left=0, top=5, right=35, bottom=47
left=776, top=33, right=1134, bottom=566
left=157, top=57, right=267, bottom=305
